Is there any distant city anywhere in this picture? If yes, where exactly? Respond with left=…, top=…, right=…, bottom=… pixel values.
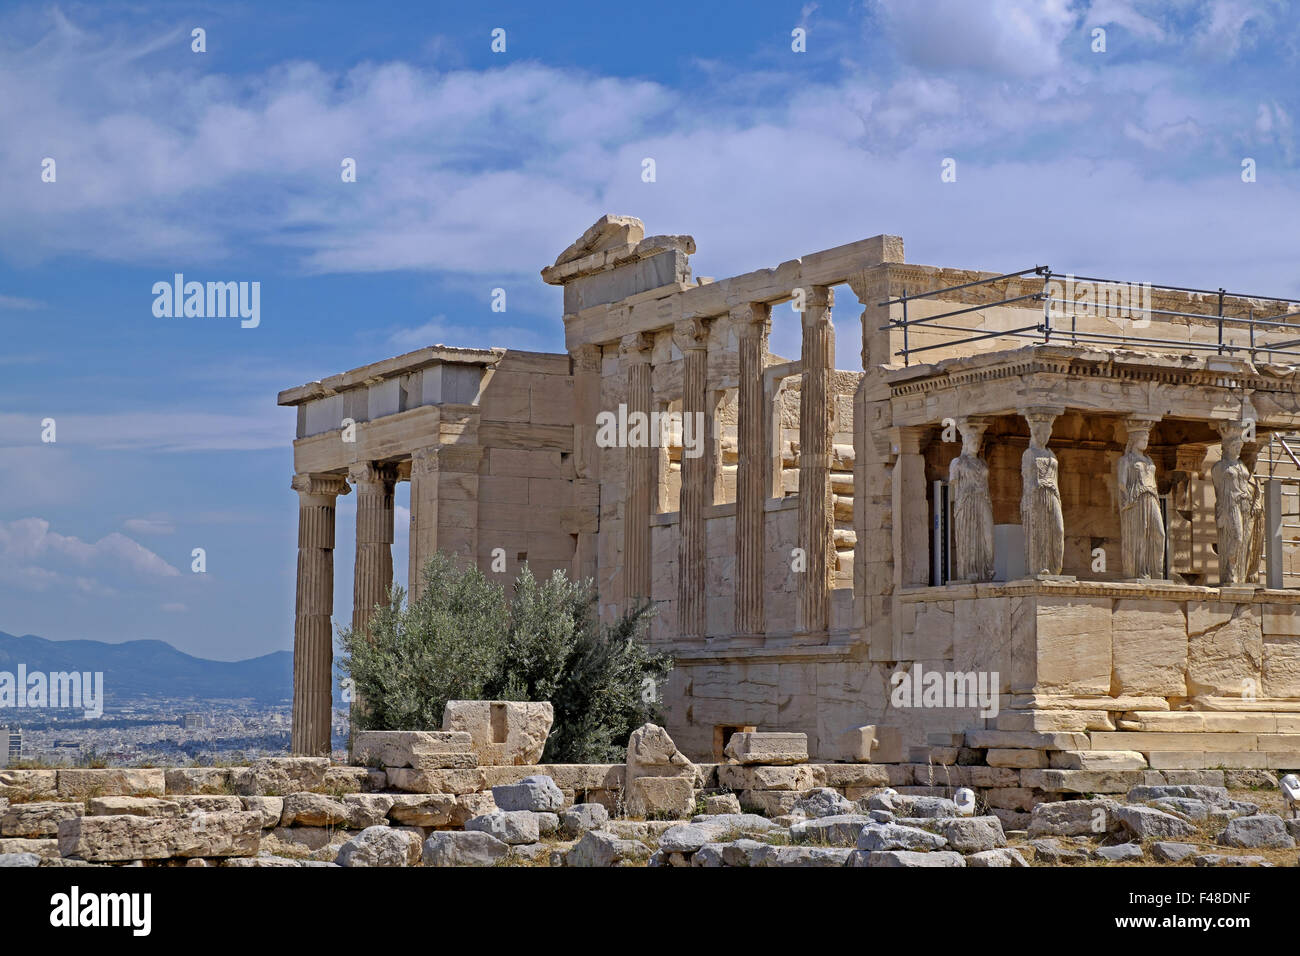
left=0, top=702, right=350, bottom=767
left=0, top=630, right=350, bottom=765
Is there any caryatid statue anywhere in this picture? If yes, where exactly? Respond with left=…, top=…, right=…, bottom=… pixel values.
left=1116, top=418, right=1165, bottom=579
left=1211, top=421, right=1255, bottom=585
left=1241, top=443, right=1266, bottom=583
left=949, top=418, right=994, bottom=582
left=1021, top=409, right=1064, bottom=577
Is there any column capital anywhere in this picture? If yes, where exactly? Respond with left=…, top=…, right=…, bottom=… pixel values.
left=619, top=331, right=654, bottom=366
left=291, top=473, right=350, bottom=500
left=673, top=316, right=711, bottom=352
left=348, top=461, right=398, bottom=487
left=1018, top=405, right=1064, bottom=422
left=730, top=301, right=771, bottom=333
left=799, top=285, right=834, bottom=328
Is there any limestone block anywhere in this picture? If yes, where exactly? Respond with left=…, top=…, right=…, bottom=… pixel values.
left=231, top=757, right=329, bottom=796
left=985, top=749, right=1047, bottom=769
left=58, top=811, right=263, bottom=861
left=830, top=725, right=903, bottom=763
left=491, top=775, right=564, bottom=812
left=465, top=810, right=541, bottom=845
left=0, top=838, right=58, bottom=859
left=1263, top=636, right=1300, bottom=698
left=1033, top=597, right=1113, bottom=695
left=164, top=768, right=234, bottom=795
left=812, top=763, right=892, bottom=788
left=739, top=790, right=803, bottom=816
left=279, top=792, right=349, bottom=827
left=953, top=597, right=1012, bottom=675
left=723, top=732, right=808, bottom=765
left=387, top=793, right=494, bottom=827
left=423, top=830, right=510, bottom=867
left=239, top=796, right=284, bottom=828
left=1, top=801, right=84, bottom=837
left=89, top=797, right=194, bottom=817
left=0, top=770, right=57, bottom=802
left=385, top=768, right=486, bottom=794
left=323, top=766, right=387, bottom=793
left=1049, top=751, right=1147, bottom=771
left=335, top=826, right=420, bottom=867
left=352, top=730, right=477, bottom=770
left=626, top=723, right=696, bottom=818
left=56, top=769, right=165, bottom=800
left=1110, top=599, right=1187, bottom=697
left=1020, top=769, right=1144, bottom=794
left=717, top=764, right=817, bottom=791
left=1186, top=602, right=1263, bottom=698
left=442, top=700, right=553, bottom=765
left=626, top=776, right=695, bottom=820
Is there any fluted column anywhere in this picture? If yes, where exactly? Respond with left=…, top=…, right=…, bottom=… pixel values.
left=675, top=318, right=711, bottom=638
left=350, top=461, right=396, bottom=637
left=798, top=286, right=835, bottom=634
left=734, top=302, right=770, bottom=637
left=621, top=332, right=654, bottom=607
left=291, top=472, right=349, bottom=756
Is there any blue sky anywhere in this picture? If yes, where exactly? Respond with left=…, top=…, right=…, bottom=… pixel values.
left=0, top=0, right=1297, bottom=661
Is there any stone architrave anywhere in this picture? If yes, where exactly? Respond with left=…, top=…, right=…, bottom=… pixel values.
left=1242, top=444, right=1266, bottom=583
left=1020, top=408, right=1064, bottom=577
left=1212, top=422, right=1254, bottom=586
left=949, top=418, right=994, bottom=582
left=1116, top=417, right=1165, bottom=579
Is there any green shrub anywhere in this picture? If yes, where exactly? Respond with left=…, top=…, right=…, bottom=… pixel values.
left=337, top=552, right=672, bottom=763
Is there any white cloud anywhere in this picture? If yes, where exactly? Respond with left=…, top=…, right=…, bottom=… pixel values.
left=0, top=517, right=181, bottom=596
left=873, top=0, right=1080, bottom=77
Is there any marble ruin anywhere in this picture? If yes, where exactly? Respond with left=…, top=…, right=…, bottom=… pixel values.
left=279, top=213, right=1300, bottom=786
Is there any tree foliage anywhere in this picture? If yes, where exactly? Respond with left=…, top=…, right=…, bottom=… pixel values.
left=337, top=552, right=672, bottom=763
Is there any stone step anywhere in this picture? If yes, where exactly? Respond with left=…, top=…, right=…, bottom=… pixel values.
left=1009, top=695, right=1170, bottom=712
left=1091, top=731, right=1300, bottom=752
left=1049, top=750, right=1147, bottom=771
left=1117, top=712, right=1300, bottom=733
left=965, top=730, right=1090, bottom=751
left=995, top=710, right=1115, bottom=732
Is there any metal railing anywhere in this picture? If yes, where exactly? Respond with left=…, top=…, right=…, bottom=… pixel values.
left=878, top=266, right=1300, bottom=366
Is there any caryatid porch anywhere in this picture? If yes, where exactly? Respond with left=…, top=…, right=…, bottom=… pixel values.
left=881, top=343, right=1300, bottom=727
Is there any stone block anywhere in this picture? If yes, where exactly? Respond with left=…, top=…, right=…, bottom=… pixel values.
left=1049, top=750, right=1147, bottom=771
left=56, top=769, right=165, bottom=800
left=1, top=801, right=84, bottom=838
left=442, top=700, right=553, bottom=765
left=1186, top=602, right=1262, bottom=697
left=231, top=758, right=329, bottom=796
left=1110, top=599, right=1187, bottom=697
left=58, top=811, right=263, bottom=861
left=385, top=768, right=486, bottom=794
left=352, top=730, right=477, bottom=770
left=723, top=732, right=808, bottom=765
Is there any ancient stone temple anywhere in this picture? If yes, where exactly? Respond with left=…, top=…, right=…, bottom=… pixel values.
left=281, top=214, right=1300, bottom=774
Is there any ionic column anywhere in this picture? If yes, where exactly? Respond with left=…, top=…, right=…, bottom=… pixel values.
left=350, top=461, right=396, bottom=637
left=407, top=447, right=438, bottom=601
left=291, top=472, right=349, bottom=756
left=734, top=302, right=770, bottom=636
left=675, top=318, right=711, bottom=638
left=798, top=285, right=835, bottom=634
left=621, top=332, right=654, bottom=606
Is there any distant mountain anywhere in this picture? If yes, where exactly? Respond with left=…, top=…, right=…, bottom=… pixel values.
left=0, top=631, right=308, bottom=706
